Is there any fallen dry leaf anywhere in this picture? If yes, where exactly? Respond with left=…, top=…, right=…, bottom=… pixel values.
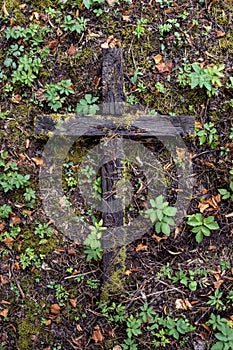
left=1, top=300, right=11, bottom=305
left=10, top=214, right=21, bottom=226
left=12, top=94, right=22, bottom=104
left=91, top=325, right=104, bottom=343
left=106, top=0, right=115, bottom=5
left=0, top=308, right=9, bottom=317
left=113, top=346, right=122, bottom=350
left=175, top=298, right=192, bottom=310
left=152, top=234, right=168, bottom=242
left=68, top=45, right=76, bottom=57
left=76, top=324, right=83, bottom=332
left=216, top=30, right=225, bottom=37
left=152, top=54, right=163, bottom=64
left=136, top=243, right=148, bottom=252
left=213, top=279, right=224, bottom=289
left=46, top=40, right=59, bottom=50
left=4, top=236, right=14, bottom=248
left=50, top=304, right=61, bottom=315
left=31, top=157, right=44, bottom=167
left=122, top=15, right=130, bottom=21
left=155, top=61, right=172, bottom=74
left=69, top=299, right=77, bottom=308
left=2, top=2, right=9, bottom=16
left=198, top=202, right=210, bottom=213
left=0, top=221, right=6, bottom=232
left=34, top=88, right=46, bottom=102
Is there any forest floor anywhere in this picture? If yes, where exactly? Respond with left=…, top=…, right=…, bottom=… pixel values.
left=0, top=0, right=233, bottom=349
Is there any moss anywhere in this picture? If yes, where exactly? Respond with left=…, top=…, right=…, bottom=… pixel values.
left=100, top=247, right=127, bottom=302
left=16, top=297, right=47, bottom=350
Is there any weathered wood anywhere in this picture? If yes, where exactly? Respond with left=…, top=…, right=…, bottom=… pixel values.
left=102, top=48, right=126, bottom=115
left=36, top=114, right=194, bottom=137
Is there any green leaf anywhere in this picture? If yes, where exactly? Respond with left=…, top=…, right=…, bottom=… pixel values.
left=195, top=231, right=204, bottom=243
left=187, top=213, right=203, bottom=226
left=161, top=222, right=170, bottom=236
left=163, top=206, right=177, bottom=216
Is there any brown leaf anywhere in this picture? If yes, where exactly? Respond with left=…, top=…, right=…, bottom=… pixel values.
left=198, top=202, right=210, bottom=213
left=0, top=275, right=9, bottom=284
left=216, top=30, right=225, bottom=37
left=91, top=325, right=104, bottom=343
left=106, top=0, right=115, bottom=5
left=0, top=221, right=6, bottom=232
left=10, top=214, right=21, bottom=226
left=0, top=309, right=9, bottom=317
left=50, top=304, right=61, bottom=315
left=175, top=298, right=192, bottom=310
left=31, top=157, right=44, bottom=167
left=4, top=237, right=14, bottom=248
left=155, top=61, right=172, bottom=74
left=76, top=324, right=83, bottom=332
left=213, top=279, right=224, bottom=289
left=152, top=54, right=163, bottom=64
left=68, top=45, right=76, bottom=57
left=201, top=323, right=211, bottom=333
left=122, top=15, right=130, bottom=21
left=113, top=346, right=122, bottom=350
left=69, top=299, right=77, bottom=308
left=34, top=88, right=46, bottom=102
left=152, top=234, right=168, bottom=242
left=1, top=300, right=11, bottom=305
left=2, top=2, right=9, bottom=16
left=46, top=40, right=59, bottom=50
left=12, top=94, right=22, bottom=104
left=136, top=243, right=148, bottom=252
left=208, top=245, right=217, bottom=251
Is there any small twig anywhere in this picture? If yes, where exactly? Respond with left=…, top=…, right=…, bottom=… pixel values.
left=64, top=269, right=98, bottom=280
left=10, top=265, right=25, bottom=298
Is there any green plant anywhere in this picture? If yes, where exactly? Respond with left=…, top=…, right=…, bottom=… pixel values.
left=212, top=323, right=233, bottom=350
left=47, top=282, right=69, bottom=306
left=61, top=15, right=88, bottom=33
left=143, top=195, right=177, bottom=235
left=0, top=204, right=12, bottom=219
left=86, top=278, right=100, bottom=289
left=195, top=122, right=219, bottom=148
left=155, top=82, right=165, bottom=93
left=177, top=62, right=225, bottom=96
left=34, top=223, right=53, bottom=244
left=75, top=94, right=99, bottom=115
left=218, top=169, right=233, bottom=201
left=133, top=18, right=147, bottom=39
left=187, top=213, right=219, bottom=243
left=0, top=110, right=10, bottom=120
left=83, top=218, right=106, bottom=261
left=20, top=247, right=41, bottom=269
left=157, top=0, right=174, bottom=8
left=130, top=67, right=143, bottom=84
left=126, top=315, right=142, bottom=338
left=11, top=54, right=43, bottom=86
left=139, top=303, right=157, bottom=323
left=207, top=289, right=226, bottom=310
left=44, top=79, right=75, bottom=111
left=0, top=152, right=30, bottom=193
left=226, top=291, right=233, bottom=306
left=83, top=0, right=104, bottom=9
left=121, top=338, right=138, bottom=350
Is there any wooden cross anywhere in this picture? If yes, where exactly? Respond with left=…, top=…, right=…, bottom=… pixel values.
left=37, top=48, right=194, bottom=286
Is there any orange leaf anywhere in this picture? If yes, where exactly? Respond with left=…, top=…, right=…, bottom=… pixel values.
left=50, top=304, right=61, bottom=315
left=136, top=243, right=148, bottom=252
left=175, top=298, right=192, bottom=310
left=46, top=40, right=59, bottom=50
left=122, top=15, right=130, bottom=21
left=201, top=323, right=211, bottom=333
left=216, top=30, right=225, bottom=37
left=69, top=299, right=77, bottom=308
left=12, top=94, right=22, bottom=104
left=0, top=309, right=9, bottom=317
left=10, top=214, right=21, bottom=226
left=68, top=45, right=76, bottom=57
left=152, top=234, right=168, bottom=242
left=198, top=202, right=209, bottom=213
left=213, top=279, right=224, bottom=289
left=4, top=237, right=14, bottom=248
left=91, top=325, right=104, bottom=343
left=155, top=61, right=172, bottom=74
left=1, top=300, right=11, bottom=305
left=152, top=54, right=163, bottom=64
left=31, top=157, right=44, bottom=167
